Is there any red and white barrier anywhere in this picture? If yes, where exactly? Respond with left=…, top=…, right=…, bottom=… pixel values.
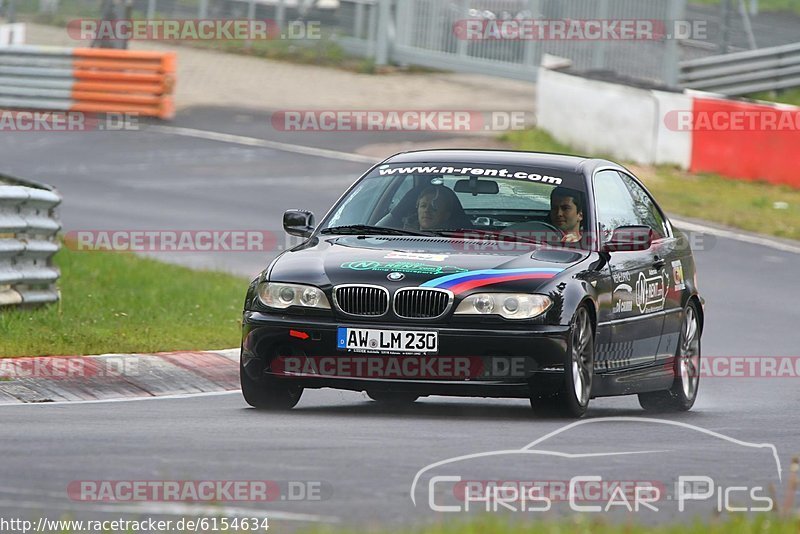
left=0, top=349, right=239, bottom=403
left=688, top=95, right=800, bottom=188
left=538, top=65, right=800, bottom=189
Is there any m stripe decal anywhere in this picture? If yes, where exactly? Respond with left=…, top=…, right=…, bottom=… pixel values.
left=421, top=268, right=563, bottom=294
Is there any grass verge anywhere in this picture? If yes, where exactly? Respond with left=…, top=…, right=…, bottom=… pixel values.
left=501, top=129, right=800, bottom=241
left=691, top=0, right=800, bottom=16
left=317, top=515, right=800, bottom=534
left=749, top=88, right=800, bottom=108
left=0, top=246, right=246, bottom=357
left=181, top=38, right=438, bottom=74
left=179, top=36, right=380, bottom=73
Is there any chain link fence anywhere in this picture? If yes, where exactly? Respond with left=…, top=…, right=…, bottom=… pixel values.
left=332, top=0, right=687, bottom=85
left=4, top=0, right=338, bottom=24
left=4, top=0, right=799, bottom=87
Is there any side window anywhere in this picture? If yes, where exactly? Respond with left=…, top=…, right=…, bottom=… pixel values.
left=618, top=172, right=669, bottom=238
left=593, top=170, right=640, bottom=243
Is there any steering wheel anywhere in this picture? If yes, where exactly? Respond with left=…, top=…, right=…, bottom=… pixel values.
left=500, top=221, right=564, bottom=242
left=502, top=220, right=561, bottom=235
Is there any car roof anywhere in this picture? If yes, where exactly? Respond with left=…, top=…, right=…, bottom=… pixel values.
left=381, top=149, right=620, bottom=175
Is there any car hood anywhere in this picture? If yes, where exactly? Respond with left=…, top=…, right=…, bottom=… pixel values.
left=268, top=235, right=589, bottom=294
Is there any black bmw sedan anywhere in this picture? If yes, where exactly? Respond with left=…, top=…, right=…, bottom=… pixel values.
left=240, top=150, right=703, bottom=417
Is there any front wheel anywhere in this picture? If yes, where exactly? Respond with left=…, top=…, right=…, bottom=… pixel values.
left=240, top=359, right=303, bottom=410
left=639, top=300, right=701, bottom=412
left=530, top=305, right=594, bottom=418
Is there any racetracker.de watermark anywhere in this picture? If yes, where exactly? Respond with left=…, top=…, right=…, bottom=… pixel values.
left=0, top=111, right=139, bottom=132
left=448, top=229, right=716, bottom=252
left=453, top=19, right=707, bottom=41
left=689, top=356, right=800, bottom=378
left=67, top=19, right=320, bottom=41
left=67, top=480, right=330, bottom=502
left=272, top=355, right=533, bottom=380
left=65, top=230, right=277, bottom=252
left=271, top=110, right=530, bottom=132
left=664, top=109, right=800, bottom=131
left=0, top=357, right=139, bottom=380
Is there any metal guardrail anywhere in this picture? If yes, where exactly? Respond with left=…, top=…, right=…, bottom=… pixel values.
left=679, top=42, right=800, bottom=95
left=0, top=46, right=176, bottom=119
left=0, top=174, right=61, bottom=308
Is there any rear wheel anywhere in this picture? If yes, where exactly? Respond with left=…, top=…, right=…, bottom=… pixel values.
left=367, top=391, right=419, bottom=405
left=240, top=358, right=303, bottom=410
left=530, top=306, right=594, bottom=418
left=638, top=300, right=701, bottom=412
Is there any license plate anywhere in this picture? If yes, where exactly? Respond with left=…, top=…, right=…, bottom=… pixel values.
left=337, top=327, right=438, bottom=354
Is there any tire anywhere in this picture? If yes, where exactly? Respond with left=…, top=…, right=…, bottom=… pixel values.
left=638, top=300, right=701, bottom=412
left=530, top=305, right=594, bottom=418
left=367, top=391, right=419, bottom=405
left=240, top=358, right=303, bottom=410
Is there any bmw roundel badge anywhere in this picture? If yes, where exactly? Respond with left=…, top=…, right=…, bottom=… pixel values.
left=387, top=272, right=405, bottom=281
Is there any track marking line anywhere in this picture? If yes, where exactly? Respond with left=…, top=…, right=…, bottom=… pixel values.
left=0, top=389, right=241, bottom=408
left=671, top=217, right=800, bottom=255
left=128, top=175, right=356, bottom=190
left=148, top=125, right=378, bottom=165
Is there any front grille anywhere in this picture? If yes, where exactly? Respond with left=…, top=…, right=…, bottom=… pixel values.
left=393, top=288, right=452, bottom=319
left=333, top=285, right=389, bottom=316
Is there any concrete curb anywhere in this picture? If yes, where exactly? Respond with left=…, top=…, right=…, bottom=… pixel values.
left=0, top=348, right=240, bottom=404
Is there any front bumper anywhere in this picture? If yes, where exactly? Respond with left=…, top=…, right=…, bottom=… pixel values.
left=241, top=311, right=570, bottom=398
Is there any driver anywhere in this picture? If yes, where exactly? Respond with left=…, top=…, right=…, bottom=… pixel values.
left=549, top=187, right=584, bottom=243
left=405, top=185, right=462, bottom=231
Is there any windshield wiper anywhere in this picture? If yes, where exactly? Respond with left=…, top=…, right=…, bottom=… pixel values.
left=320, top=225, right=430, bottom=236
left=432, top=228, right=544, bottom=245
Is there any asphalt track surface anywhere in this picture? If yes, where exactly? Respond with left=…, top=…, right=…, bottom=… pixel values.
left=1, top=107, right=799, bottom=530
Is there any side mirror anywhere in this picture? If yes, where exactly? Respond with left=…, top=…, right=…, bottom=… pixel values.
left=603, top=225, right=653, bottom=252
left=283, top=209, right=315, bottom=238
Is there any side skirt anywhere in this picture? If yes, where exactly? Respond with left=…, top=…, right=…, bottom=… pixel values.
left=591, top=357, right=675, bottom=398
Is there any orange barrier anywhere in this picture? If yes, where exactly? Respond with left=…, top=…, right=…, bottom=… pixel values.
left=72, top=81, right=166, bottom=94
left=70, top=48, right=176, bottom=120
left=690, top=97, right=800, bottom=189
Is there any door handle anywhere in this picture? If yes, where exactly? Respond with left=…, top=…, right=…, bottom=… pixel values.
left=653, top=256, right=666, bottom=269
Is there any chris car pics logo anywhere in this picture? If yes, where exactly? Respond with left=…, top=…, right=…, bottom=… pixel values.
left=410, top=417, right=781, bottom=514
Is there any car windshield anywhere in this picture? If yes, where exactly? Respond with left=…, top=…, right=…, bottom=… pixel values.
left=318, top=162, right=590, bottom=248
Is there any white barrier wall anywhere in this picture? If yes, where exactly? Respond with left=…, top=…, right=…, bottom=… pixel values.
left=536, top=67, right=692, bottom=169
left=0, top=23, right=26, bottom=46
left=651, top=90, right=693, bottom=168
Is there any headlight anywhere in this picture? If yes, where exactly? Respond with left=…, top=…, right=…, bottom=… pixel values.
left=257, top=282, right=331, bottom=310
left=455, top=293, right=551, bottom=319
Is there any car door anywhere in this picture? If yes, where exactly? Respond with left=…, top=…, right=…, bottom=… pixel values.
left=617, top=170, right=686, bottom=363
left=592, top=170, right=666, bottom=370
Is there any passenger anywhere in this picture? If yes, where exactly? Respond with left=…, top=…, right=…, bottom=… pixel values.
left=549, top=187, right=584, bottom=243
